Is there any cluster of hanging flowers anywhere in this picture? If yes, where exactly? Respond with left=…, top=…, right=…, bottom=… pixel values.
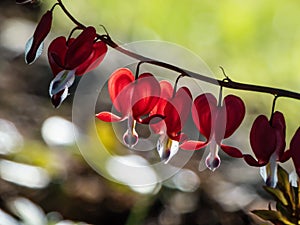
left=21, top=0, right=300, bottom=189
left=244, top=111, right=300, bottom=187
left=24, top=6, right=107, bottom=107
left=94, top=66, right=300, bottom=187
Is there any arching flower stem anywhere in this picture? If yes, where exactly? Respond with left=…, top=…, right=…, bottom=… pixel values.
left=270, top=95, right=278, bottom=125
left=66, top=27, right=84, bottom=45
left=135, top=61, right=190, bottom=81
left=50, top=3, right=60, bottom=11
left=56, top=0, right=300, bottom=101
left=173, top=74, right=186, bottom=97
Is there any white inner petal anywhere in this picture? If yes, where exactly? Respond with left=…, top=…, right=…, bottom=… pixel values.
left=24, top=37, right=44, bottom=64
left=157, top=134, right=179, bottom=164
left=49, top=70, right=75, bottom=97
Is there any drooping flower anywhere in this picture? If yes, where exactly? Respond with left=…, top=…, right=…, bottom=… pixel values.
left=243, top=111, right=290, bottom=187
left=150, top=81, right=192, bottom=163
left=290, top=127, right=300, bottom=178
left=181, top=93, right=245, bottom=171
left=96, top=68, right=161, bottom=148
left=25, top=10, right=52, bottom=64
left=47, top=26, right=107, bottom=107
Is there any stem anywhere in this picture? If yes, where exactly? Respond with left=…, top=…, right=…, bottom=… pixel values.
left=135, top=60, right=190, bottom=91
left=270, top=95, right=278, bottom=125
left=66, top=27, right=82, bottom=44
left=173, top=74, right=186, bottom=97
left=56, top=0, right=300, bottom=101
left=50, top=3, right=60, bottom=12
left=136, top=60, right=190, bottom=79
left=57, top=0, right=86, bottom=29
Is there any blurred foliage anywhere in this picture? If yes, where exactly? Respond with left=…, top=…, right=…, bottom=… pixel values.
left=253, top=166, right=300, bottom=225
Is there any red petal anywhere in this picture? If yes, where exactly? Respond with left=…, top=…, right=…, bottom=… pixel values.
left=137, top=114, right=165, bottom=124
left=192, top=93, right=217, bottom=140
left=75, top=41, right=107, bottom=76
left=250, top=115, right=276, bottom=164
left=151, top=81, right=173, bottom=115
left=271, top=111, right=286, bottom=159
left=243, top=154, right=266, bottom=167
left=26, top=10, right=52, bottom=64
left=132, top=73, right=160, bottom=118
left=150, top=80, right=173, bottom=134
left=167, top=132, right=189, bottom=143
left=215, top=95, right=245, bottom=142
left=177, top=133, right=188, bottom=143
left=272, top=111, right=285, bottom=130
left=65, top=27, right=96, bottom=69
left=48, top=36, right=68, bottom=75
left=280, top=150, right=291, bottom=163
left=164, top=87, right=192, bottom=139
left=220, top=144, right=243, bottom=158
left=96, top=112, right=124, bottom=122
left=180, top=140, right=208, bottom=150
left=108, top=68, right=134, bottom=115
left=290, top=127, right=300, bottom=177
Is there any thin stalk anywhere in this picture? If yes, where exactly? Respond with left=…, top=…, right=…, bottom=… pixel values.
left=270, top=95, right=278, bottom=124
left=56, top=0, right=300, bottom=101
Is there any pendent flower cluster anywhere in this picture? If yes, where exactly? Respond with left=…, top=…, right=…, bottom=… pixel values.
left=20, top=0, right=300, bottom=189
left=24, top=5, right=107, bottom=107
left=94, top=66, right=300, bottom=189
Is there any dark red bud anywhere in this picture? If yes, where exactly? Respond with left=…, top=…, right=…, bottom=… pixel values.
left=25, top=10, right=53, bottom=64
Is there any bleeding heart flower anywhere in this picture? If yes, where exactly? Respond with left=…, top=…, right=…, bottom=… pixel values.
left=96, top=68, right=161, bottom=148
left=47, top=26, right=107, bottom=107
left=150, top=81, right=192, bottom=163
left=181, top=93, right=245, bottom=171
left=290, top=127, right=300, bottom=178
left=243, top=111, right=290, bottom=187
left=25, top=10, right=52, bottom=64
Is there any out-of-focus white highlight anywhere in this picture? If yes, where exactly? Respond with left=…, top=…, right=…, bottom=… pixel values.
left=42, top=116, right=78, bottom=146
left=163, top=168, right=200, bottom=192
left=212, top=181, right=256, bottom=211
left=0, top=160, right=50, bottom=188
left=289, top=170, right=298, bottom=187
left=9, top=198, right=47, bottom=225
left=0, top=119, right=23, bottom=155
left=0, top=209, right=19, bottom=225
left=173, top=169, right=200, bottom=192
left=106, top=155, right=160, bottom=194
left=0, top=19, right=35, bottom=53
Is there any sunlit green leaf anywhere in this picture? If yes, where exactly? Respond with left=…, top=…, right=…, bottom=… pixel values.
left=252, top=210, right=294, bottom=225
left=277, top=166, right=295, bottom=207
left=276, top=202, right=292, bottom=222
left=264, top=186, right=289, bottom=206
left=277, top=166, right=290, bottom=191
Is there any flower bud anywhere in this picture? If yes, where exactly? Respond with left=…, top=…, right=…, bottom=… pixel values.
left=25, top=10, right=52, bottom=64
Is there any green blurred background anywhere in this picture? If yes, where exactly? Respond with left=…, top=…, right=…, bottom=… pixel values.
left=0, top=0, right=300, bottom=224
left=43, top=0, right=300, bottom=137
